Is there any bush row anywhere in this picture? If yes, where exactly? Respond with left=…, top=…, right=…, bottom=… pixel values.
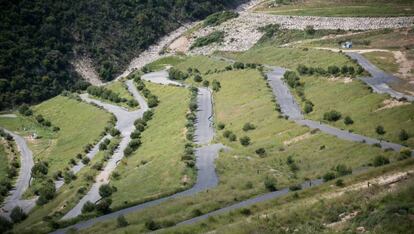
left=297, top=63, right=364, bottom=77
left=134, top=76, right=159, bottom=108
left=182, top=87, right=199, bottom=169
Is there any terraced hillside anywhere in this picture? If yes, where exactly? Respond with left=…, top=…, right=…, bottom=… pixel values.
left=1, top=0, right=414, bottom=234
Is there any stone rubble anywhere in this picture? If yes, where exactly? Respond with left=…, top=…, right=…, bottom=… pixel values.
left=187, top=12, right=414, bottom=55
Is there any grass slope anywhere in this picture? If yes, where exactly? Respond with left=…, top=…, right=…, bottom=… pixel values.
left=0, top=96, right=111, bottom=175
left=217, top=47, right=355, bottom=70
left=175, top=56, right=230, bottom=74
left=32, top=96, right=111, bottom=173
left=256, top=0, right=414, bottom=17
left=0, top=142, right=8, bottom=183
left=79, top=64, right=398, bottom=234
left=363, top=51, right=399, bottom=74
left=301, top=76, right=414, bottom=147
left=164, top=159, right=414, bottom=234
left=110, top=82, right=190, bottom=209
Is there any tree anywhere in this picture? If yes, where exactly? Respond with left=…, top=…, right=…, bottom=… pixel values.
left=147, top=95, right=159, bottom=108
left=375, top=125, right=385, bottom=135
left=304, top=101, right=314, bottom=114
left=96, top=198, right=112, bottom=214
left=10, top=206, right=27, bottom=223
left=124, top=146, right=133, bottom=156
left=31, top=161, right=49, bottom=178
left=117, top=215, right=129, bottom=227
left=18, top=104, right=32, bottom=116
left=399, top=129, right=409, bottom=141
left=37, top=181, right=56, bottom=205
left=99, top=184, right=113, bottom=198
left=202, top=80, right=210, bottom=87
left=0, top=216, right=12, bottom=233
left=283, top=71, right=300, bottom=88
left=239, top=136, right=251, bottom=146
left=193, top=75, right=203, bottom=82
left=212, top=80, right=221, bottom=92
left=82, top=201, right=96, bottom=213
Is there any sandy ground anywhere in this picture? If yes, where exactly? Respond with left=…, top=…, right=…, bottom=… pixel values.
left=283, top=132, right=313, bottom=146
left=375, top=99, right=410, bottom=112
left=394, top=51, right=414, bottom=82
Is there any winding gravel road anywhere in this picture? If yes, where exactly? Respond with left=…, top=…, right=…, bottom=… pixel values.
left=266, top=67, right=413, bottom=153
left=62, top=81, right=148, bottom=220
left=346, top=52, right=414, bottom=102
left=0, top=129, right=36, bottom=218
left=141, top=70, right=183, bottom=86
left=53, top=74, right=224, bottom=233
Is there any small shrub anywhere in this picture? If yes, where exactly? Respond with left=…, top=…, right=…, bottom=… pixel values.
left=304, top=101, right=314, bottom=114
left=242, top=122, right=256, bottom=132
left=399, top=129, right=409, bottom=141
left=145, top=219, right=160, bottom=231
left=323, top=172, right=336, bottom=181
left=217, top=122, right=225, bottom=130
left=82, top=201, right=96, bottom=213
left=334, top=164, right=352, bottom=176
left=323, top=110, right=342, bottom=122
left=375, top=125, right=385, bottom=135
left=239, top=136, right=251, bottom=146
left=223, top=130, right=232, bottom=138
left=344, top=116, right=354, bottom=125
left=255, top=148, right=266, bottom=157
left=228, top=133, right=237, bottom=141
left=335, top=179, right=345, bottom=187
left=304, top=25, right=315, bottom=35
left=289, top=184, right=302, bottom=191
left=373, top=155, right=390, bottom=167
left=117, top=215, right=129, bottom=227
left=240, top=208, right=252, bottom=216
left=398, top=148, right=412, bottom=161
left=264, top=177, right=277, bottom=191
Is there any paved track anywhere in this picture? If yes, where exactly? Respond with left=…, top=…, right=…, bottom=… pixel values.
left=0, top=129, right=36, bottom=218
left=141, top=71, right=183, bottom=86
left=346, top=52, right=414, bottom=102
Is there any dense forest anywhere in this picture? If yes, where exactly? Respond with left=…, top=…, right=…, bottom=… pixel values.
left=0, top=0, right=244, bottom=110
